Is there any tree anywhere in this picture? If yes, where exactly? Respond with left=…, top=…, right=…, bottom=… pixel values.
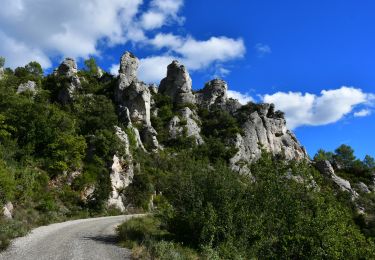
left=84, top=57, right=98, bottom=76
left=363, top=155, right=375, bottom=169
left=25, top=61, right=43, bottom=78
left=313, top=149, right=334, bottom=162
left=334, top=144, right=356, bottom=169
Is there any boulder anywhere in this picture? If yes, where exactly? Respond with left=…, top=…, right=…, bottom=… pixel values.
left=196, top=79, right=228, bottom=109
left=17, top=80, right=37, bottom=95
left=0, top=67, right=4, bottom=80
left=115, top=52, right=151, bottom=125
left=2, top=202, right=13, bottom=219
left=159, top=60, right=196, bottom=105
left=55, top=58, right=81, bottom=104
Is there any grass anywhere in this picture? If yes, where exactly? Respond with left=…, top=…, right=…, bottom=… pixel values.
left=117, top=216, right=200, bottom=260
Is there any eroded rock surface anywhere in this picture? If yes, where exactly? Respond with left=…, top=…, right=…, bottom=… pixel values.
left=315, top=160, right=359, bottom=199
left=168, top=107, right=204, bottom=145
left=115, top=52, right=151, bottom=125
left=55, top=58, right=81, bottom=104
left=2, top=202, right=13, bottom=219
left=159, top=60, right=195, bottom=104
left=196, top=79, right=228, bottom=109
left=230, top=103, right=308, bottom=172
left=17, top=81, right=37, bottom=94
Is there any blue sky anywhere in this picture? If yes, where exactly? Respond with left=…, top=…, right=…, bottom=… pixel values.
left=0, top=0, right=374, bottom=158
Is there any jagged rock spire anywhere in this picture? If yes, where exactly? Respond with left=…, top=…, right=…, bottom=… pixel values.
left=196, top=78, right=228, bottom=109
left=54, top=58, right=81, bottom=104
left=159, top=60, right=196, bottom=104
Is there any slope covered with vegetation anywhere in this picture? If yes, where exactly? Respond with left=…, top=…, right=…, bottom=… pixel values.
left=0, top=56, right=374, bottom=259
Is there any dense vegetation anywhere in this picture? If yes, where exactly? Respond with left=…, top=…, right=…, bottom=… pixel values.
left=1, top=57, right=374, bottom=258
left=119, top=148, right=375, bottom=259
left=0, top=58, right=123, bottom=249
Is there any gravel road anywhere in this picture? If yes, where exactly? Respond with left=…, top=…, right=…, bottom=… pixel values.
left=0, top=215, right=140, bottom=260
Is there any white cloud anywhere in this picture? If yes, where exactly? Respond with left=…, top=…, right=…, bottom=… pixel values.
left=138, top=55, right=176, bottom=82
left=354, top=109, right=372, bottom=117
left=255, top=43, right=271, bottom=57
left=139, top=35, right=246, bottom=82
left=0, top=0, right=245, bottom=81
left=0, top=0, right=145, bottom=68
left=227, top=90, right=254, bottom=104
left=263, top=86, right=372, bottom=129
left=149, top=33, right=184, bottom=49
left=109, top=63, right=120, bottom=76
left=176, top=37, right=246, bottom=70
left=140, top=0, right=184, bottom=30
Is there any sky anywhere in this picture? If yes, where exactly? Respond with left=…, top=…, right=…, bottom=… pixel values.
left=0, top=0, right=374, bottom=159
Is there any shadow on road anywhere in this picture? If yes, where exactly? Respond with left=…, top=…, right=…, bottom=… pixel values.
left=83, top=235, right=119, bottom=245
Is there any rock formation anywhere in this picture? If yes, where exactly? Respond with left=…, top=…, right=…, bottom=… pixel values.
left=107, top=126, right=135, bottom=212
left=115, top=52, right=151, bottom=125
left=196, top=79, right=228, bottom=109
left=168, top=107, right=204, bottom=145
left=0, top=67, right=4, bottom=80
left=159, top=60, right=196, bottom=104
left=17, top=80, right=37, bottom=95
left=2, top=202, right=13, bottom=219
left=315, top=160, right=358, bottom=199
left=230, top=103, right=308, bottom=173
left=54, top=58, right=81, bottom=104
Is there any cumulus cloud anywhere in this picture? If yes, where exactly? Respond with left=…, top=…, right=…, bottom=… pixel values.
left=263, top=87, right=372, bottom=129
left=138, top=55, right=177, bottom=83
left=0, top=0, right=145, bottom=67
left=0, top=0, right=245, bottom=82
left=137, top=34, right=245, bottom=82
left=140, top=0, right=184, bottom=30
left=354, top=109, right=372, bottom=117
left=227, top=90, right=254, bottom=104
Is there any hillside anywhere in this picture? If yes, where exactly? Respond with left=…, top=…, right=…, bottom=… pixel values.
left=0, top=53, right=375, bottom=258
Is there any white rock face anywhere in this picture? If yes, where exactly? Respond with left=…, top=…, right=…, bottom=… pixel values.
left=2, top=202, right=13, bottom=219
left=230, top=104, right=308, bottom=172
left=196, top=79, right=228, bottom=109
left=356, top=182, right=371, bottom=194
left=141, top=125, right=162, bottom=151
left=55, top=58, right=81, bottom=104
left=107, top=126, right=134, bottom=212
left=17, top=81, right=37, bottom=94
left=159, top=60, right=196, bottom=104
left=315, top=160, right=359, bottom=200
left=107, top=155, right=133, bottom=212
left=168, top=107, right=204, bottom=145
left=115, top=52, right=151, bottom=126
left=0, top=67, right=5, bottom=80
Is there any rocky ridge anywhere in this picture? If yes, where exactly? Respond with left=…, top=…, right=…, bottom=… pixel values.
left=41, top=52, right=309, bottom=212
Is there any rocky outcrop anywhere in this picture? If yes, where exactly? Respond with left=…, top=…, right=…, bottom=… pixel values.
left=54, top=58, right=81, bottom=104
left=107, top=126, right=135, bottom=212
left=118, top=108, right=146, bottom=151
left=315, top=160, right=359, bottom=199
left=159, top=61, right=196, bottom=104
left=230, top=103, right=307, bottom=172
left=17, top=80, right=37, bottom=95
left=2, top=202, right=13, bottom=219
left=0, top=67, right=4, bottom=80
left=115, top=52, right=151, bottom=125
left=356, top=182, right=371, bottom=194
left=196, top=79, right=228, bottom=109
left=141, top=125, right=162, bottom=151
left=168, top=107, right=204, bottom=145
